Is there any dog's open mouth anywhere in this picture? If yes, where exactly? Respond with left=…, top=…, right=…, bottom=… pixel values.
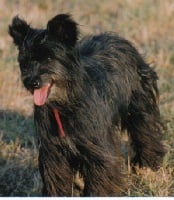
left=33, top=83, right=52, bottom=106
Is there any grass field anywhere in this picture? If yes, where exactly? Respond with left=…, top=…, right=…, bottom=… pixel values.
left=0, top=0, right=173, bottom=196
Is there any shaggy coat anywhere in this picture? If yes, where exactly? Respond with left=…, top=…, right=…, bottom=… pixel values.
left=9, top=14, right=166, bottom=196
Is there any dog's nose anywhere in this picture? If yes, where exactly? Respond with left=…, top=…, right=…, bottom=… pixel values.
left=32, top=79, right=40, bottom=89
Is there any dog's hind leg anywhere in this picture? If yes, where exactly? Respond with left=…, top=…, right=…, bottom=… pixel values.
left=126, top=68, right=167, bottom=171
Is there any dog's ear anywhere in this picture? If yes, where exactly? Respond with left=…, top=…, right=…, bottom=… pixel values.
left=47, top=14, right=79, bottom=47
left=9, top=16, right=30, bottom=47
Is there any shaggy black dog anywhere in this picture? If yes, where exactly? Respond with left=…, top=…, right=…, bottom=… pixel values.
left=9, top=14, right=166, bottom=196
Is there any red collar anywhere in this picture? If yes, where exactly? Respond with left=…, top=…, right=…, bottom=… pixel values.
left=53, top=108, right=66, bottom=138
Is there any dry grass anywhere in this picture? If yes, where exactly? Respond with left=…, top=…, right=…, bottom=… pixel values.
left=0, top=0, right=173, bottom=196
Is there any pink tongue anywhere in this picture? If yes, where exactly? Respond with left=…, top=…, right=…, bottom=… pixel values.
left=33, top=84, right=51, bottom=106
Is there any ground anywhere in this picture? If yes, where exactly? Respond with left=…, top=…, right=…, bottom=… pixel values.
left=0, top=0, right=173, bottom=196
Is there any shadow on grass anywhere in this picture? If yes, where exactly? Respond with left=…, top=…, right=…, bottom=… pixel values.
left=0, top=109, right=36, bottom=146
left=0, top=109, right=42, bottom=196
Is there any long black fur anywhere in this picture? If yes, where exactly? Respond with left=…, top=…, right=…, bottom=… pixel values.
left=9, top=14, right=166, bottom=196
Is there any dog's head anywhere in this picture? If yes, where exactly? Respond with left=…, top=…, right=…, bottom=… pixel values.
left=9, top=14, right=79, bottom=106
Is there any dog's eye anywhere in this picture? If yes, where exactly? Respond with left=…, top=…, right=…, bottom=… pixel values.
left=21, top=67, right=28, bottom=74
left=19, top=61, right=29, bottom=73
left=47, top=57, right=52, bottom=62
